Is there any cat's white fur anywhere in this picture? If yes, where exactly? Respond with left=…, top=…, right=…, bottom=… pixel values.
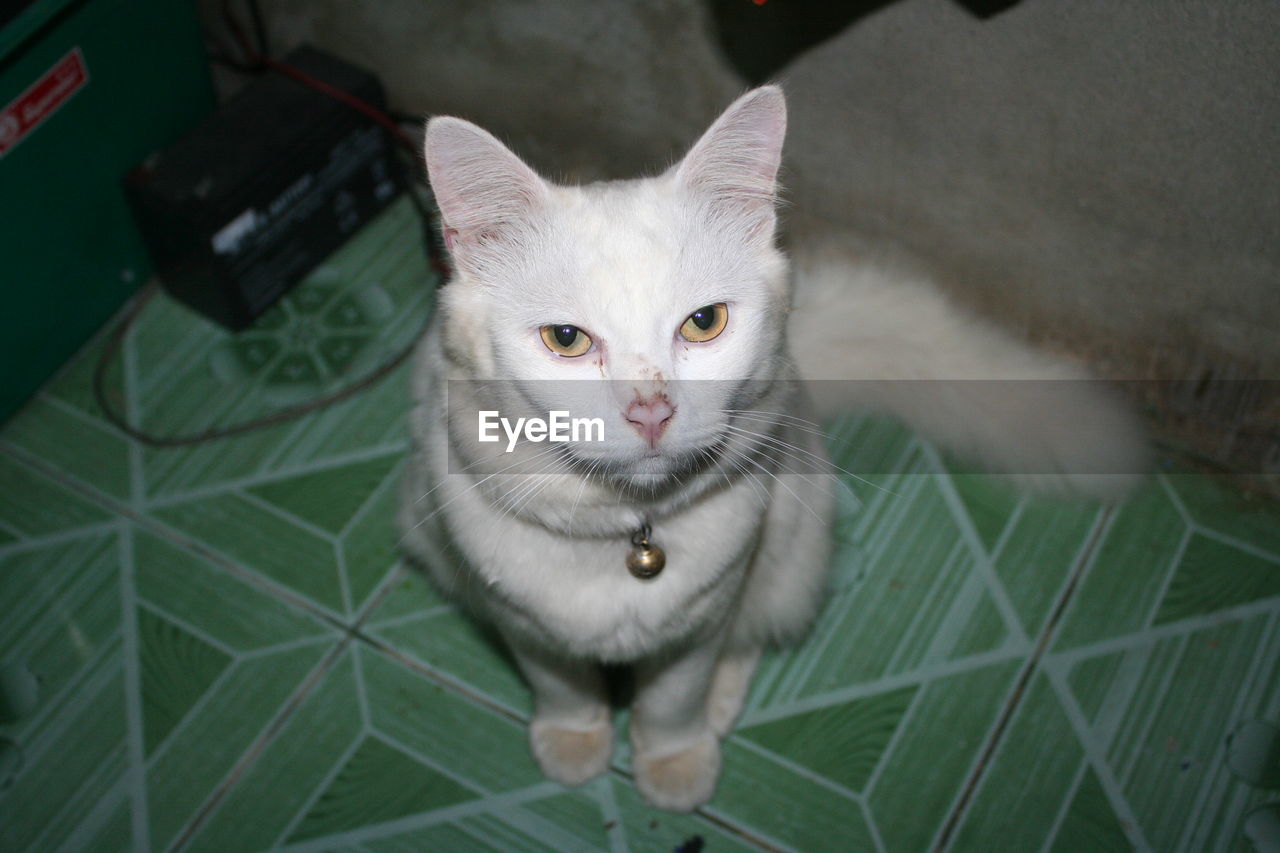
left=399, top=86, right=1145, bottom=811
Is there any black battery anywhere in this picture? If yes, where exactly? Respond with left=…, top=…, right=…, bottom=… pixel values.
left=124, top=46, right=406, bottom=331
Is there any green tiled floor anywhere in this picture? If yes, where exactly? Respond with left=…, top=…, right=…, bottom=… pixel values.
left=2, top=196, right=1278, bottom=851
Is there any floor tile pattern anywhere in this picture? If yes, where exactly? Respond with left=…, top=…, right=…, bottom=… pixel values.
left=1, top=196, right=1278, bottom=851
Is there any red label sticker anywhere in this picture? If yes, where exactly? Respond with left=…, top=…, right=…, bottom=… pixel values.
left=0, top=48, right=89, bottom=158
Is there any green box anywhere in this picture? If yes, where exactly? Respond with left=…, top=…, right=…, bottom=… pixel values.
left=0, top=0, right=215, bottom=422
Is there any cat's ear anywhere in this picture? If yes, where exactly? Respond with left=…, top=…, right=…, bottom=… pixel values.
left=673, top=86, right=787, bottom=238
left=424, top=116, right=549, bottom=256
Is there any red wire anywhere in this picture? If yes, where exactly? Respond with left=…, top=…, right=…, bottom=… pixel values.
left=220, top=2, right=446, bottom=276
left=260, top=57, right=418, bottom=154
left=221, top=0, right=419, bottom=156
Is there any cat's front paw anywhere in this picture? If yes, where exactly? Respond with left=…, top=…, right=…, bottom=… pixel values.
left=529, top=718, right=613, bottom=786
left=632, top=731, right=721, bottom=812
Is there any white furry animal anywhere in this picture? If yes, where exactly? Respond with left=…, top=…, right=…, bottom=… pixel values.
left=398, top=86, right=1145, bottom=812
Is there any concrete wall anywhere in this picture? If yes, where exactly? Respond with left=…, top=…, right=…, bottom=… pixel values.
left=780, top=0, right=1280, bottom=379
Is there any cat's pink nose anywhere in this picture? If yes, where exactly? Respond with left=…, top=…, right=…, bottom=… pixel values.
left=625, top=396, right=674, bottom=446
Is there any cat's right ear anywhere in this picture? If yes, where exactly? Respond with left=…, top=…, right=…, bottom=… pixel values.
left=424, top=117, right=549, bottom=259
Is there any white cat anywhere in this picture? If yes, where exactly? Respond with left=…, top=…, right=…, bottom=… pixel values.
left=398, top=86, right=1145, bottom=812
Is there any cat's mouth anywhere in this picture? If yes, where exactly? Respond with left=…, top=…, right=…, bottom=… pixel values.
left=559, top=433, right=730, bottom=490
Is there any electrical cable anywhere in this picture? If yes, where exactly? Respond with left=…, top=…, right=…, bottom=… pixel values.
left=92, top=0, right=446, bottom=448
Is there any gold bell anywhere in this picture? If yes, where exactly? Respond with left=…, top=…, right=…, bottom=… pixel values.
left=626, top=523, right=665, bottom=579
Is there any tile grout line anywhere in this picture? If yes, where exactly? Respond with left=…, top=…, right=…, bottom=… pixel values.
left=271, top=782, right=567, bottom=853
left=338, top=456, right=407, bottom=541
left=861, top=669, right=931, bottom=799
left=1141, top=524, right=1193, bottom=628
left=1157, top=473, right=1194, bottom=525
left=740, top=646, right=1023, bottom=728
left=10, top=633, right=117, bottom=756
left=364, top=726, right=492, bottom=798
left=0, top=516, right=119, bottom=556
left=592, top=776, right=628, bottom=853
left=46, top=774, right=133, bottom=853
left=728, top=734, right=867, bottom=805
left=1041, top=667, right=1154, bottom=851
left=26, top=719, right=129, bottom=852
left=987, top=496, right=1028, bottom=565
left=238, top=634, right=336, bottom=661
left=233, top=488, right=343, bottom=546
left=767, top=469, right=927, bottom=706
left=922, top=655, right=1037, bottom=853
left=1035, top=759, right=1090, bottom=853
left=360, top=603, right=455, bottom=632
left=19, top=638, right=123, bottom=771
left=269, top=732, right=366, bottom=849
left=345, top=626, right=528, bottom=728
left=336, top=545, right=355, bottom=618
left=860, top=796, right=888, bottom=853
left=694, top=803, right=796, bottom=853
left=0, top=535, right=116, bottom=662
left=2, top=437, right=359, bottom=637
left=135, top=598, right=241, bottom=662
left=925, top=447, right=1031, bottom=648
left=932, top=501, right=1117, bottom=852
left=165, top=636, right=354, bottom=853
left=1193, top=524, right=1280, bottom=565
left=142, top=525, right=351, bottom=631
left=143, top=654, right=262, bottom=771
left=1049, top=594, right=1280, bottom=669
left=141, top=442, right=408, bottom=512
left=880, top=538, right=965, bottom=675
left=123, top=296, right=146, bottom=512
left=117, top=522, right=152, bottom=853
left=1114, top=635, right=1189, bottom=788
left=351, top=635, right=373, bottom=730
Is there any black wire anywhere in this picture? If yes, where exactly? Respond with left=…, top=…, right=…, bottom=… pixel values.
left=207, top=50, right=264, bottom=75
left=246, top=0, right=270, bottom=58
left=89, top=4, right=445, bottom=449
left=92, top=275, right=426, bottom=448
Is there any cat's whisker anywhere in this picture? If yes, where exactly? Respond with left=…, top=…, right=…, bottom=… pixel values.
left=397, top=444, right=567, bottom=542
left=721, top=423, right=840, bottom=485
left=720, top=421, right=897, bottom=499
left=718, top=433, right=829, bottom=526
left=724, top=409, right=832, bottom=442
left=704, top=445, right=768, bottom=509
left=507, top=470, right=569, bottom=522
left=566, top=457, right=601, bottom=531
left=719, top=426, right=836, bottom=507
left=720, top=424, right=869, bottom=511
left=724, top=406, right=825, bottom=429
left=721, top=449, right=777, bottom=513
left=489, top=455, right=570, bottom=523
left=411, top=441, right=563, bottom=506
left=501, top=463, right=566, bottom=515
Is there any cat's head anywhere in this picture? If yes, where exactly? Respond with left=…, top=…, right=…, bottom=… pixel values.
left=426, top=87, right=792, bottom=487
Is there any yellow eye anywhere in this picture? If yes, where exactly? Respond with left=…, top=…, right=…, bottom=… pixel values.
left=679, top=303, right=728, bottom=343
left=539, top=324, right=593, bottom=357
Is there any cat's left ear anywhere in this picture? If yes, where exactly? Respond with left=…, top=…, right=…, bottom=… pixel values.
left=672, top=86, right=787, bottom=239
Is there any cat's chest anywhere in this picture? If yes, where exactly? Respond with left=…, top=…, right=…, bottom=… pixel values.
left=440, top=471, right=765, bottom=660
